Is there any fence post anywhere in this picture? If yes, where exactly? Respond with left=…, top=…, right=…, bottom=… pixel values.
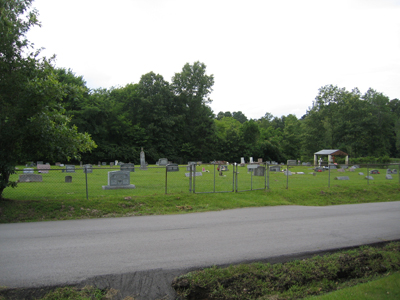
left=165, top=165, right=168, bottom=194
left=85, top=166, right=89, bottom=200
left=235, top=164, right=238, bottom=192
left=267, top=163, right=270, bottom=190
left=367, top=164, right=369, bottom=185
left=214, top=163, right=216, bottom=193
left=286, top=164, right=289, bottom=189
left=328, top=165, right=331, bottom=188
left=193, top=163, right=196, bottom=193
left=189, top=164, right=192, bottom=192
left=399, top=164, right=400, bottom=185
left=232, top=163, right=235, bottom=192
left=264, top=163, right=267, bottom=190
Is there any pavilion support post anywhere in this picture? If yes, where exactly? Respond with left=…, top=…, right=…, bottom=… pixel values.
left=314, top=154, right=317, bottom=166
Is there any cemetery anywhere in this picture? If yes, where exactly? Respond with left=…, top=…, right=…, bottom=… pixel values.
left=2, top=161, right=398, bottom=203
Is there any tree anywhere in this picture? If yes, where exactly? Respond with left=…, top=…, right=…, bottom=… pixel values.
left=171, top=62, right=216, bottom=161
left=0, top=0, right=96, bottom=198
left=232, top=111, right=248, bottom=124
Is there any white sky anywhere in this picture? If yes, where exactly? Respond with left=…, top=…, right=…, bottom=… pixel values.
left=27, top=0, right=400, bottom=119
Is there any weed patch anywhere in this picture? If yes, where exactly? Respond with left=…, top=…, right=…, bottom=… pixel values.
left=172, top=242, right=400, bottom=300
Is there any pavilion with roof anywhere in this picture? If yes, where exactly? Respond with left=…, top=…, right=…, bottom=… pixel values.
left=314, top=149, right=349, bottom=166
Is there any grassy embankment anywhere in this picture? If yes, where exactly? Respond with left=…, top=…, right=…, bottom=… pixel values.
left=0, top=164, right=399, bottom=223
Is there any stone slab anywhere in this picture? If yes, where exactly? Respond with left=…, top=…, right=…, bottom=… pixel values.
left=18, top=174, right=42, bottom=182
left=335, top=176, right=349, bottom=180
left=185, top=172, right=202, bottom=177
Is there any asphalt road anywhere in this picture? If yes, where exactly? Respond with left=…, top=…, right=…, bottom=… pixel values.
left=1, top=201, right=400, bottom=296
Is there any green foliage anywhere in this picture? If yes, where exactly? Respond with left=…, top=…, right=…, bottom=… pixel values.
left=172, top=243, right=400, bottom=300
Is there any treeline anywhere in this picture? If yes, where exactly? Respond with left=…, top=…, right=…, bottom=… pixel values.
left=55, top=64, right=400, bottom=165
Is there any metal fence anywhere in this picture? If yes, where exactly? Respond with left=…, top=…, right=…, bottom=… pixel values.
left=3, top=163, right=399, bottom=201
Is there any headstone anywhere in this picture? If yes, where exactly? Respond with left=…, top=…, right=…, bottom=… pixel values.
left=297, top=172, right=305, bottom=175
left=254, top=166, right=265, bottom=176
left=352, top=165, right=360, bottom=169
left=258, top=158, right=263, bottom=163
left=387, top=169, right=398, bottom=174
left=110, top=162, right=114, bottom=167
left=270, top=166, right=281, bottom=172
left=335, top=176, right=350, bottom=180
left=386, top=175, right=393, bottom=180
left=369, top=170, right=380, bottom=174
left=55, top=162, right=61, bottom=166
left=337, top=168, right=345, bottom=172
left=65, top=165, right=75, bottom=173
left=314, top=167, right=324, bottom=172
left=60, top=164, right=64, bottom=167
left=80, top=161, right=83, bottom=167
left=117, top=161, right=124, bottom=166
left=65, top=176, right=72, bottom=183
left=98, top=161, right=101, bottom=167
left=249, top=157, right=253, bottom=163
left=240, top=157, right=245, bottom=164
left=349, top=167, right=355, bottom=172
left=283, top=170, right=292, bottom=176
left=115, top=160, right=118, bottom=166
left=247, top=164, right=258, bottom=172
left=365, top=176, right=374, bottom=180
left=102, top=171, right=136, bottom=190
left=271, top=161, right=278, bottom=165
left=26, top=162, right=35, bottom=167
left=340, top=165, right=348, bottom=169
left=83, top=164, right=93, bottom=173
left=185, top=172, right=202, bottom=177
left=23, top=168, right=34, bottom=174
left=166, top=163, right=179, bottom=172
left=37, top=161, right=43, bottom=165
left=37, top=164, right=50, bottom=174
left=157, top=158, right=169, bottom=166
left=287, top=160, right=297, bottom=166
left=327, top=164, right=337, bottom=169
left=18, top=174, right=42, bottom=182
left=121, top=163, right=135, bottom=172
left=358, top=172, right=364, bottom=175
left=102, top=162, right=107, bottom=166
left=140, top=147, right=147, bottom=170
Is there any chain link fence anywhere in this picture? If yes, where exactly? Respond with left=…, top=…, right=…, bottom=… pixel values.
left=3, top=163, right=399, bottom=201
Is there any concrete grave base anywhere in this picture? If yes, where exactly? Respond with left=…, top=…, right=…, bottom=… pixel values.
left=102, top=184, right=136, bottom=190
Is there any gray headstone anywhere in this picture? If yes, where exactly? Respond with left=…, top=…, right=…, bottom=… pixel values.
left=102, top=162, right=107, bottom=166
left=185, top=172, right=202, bottom=177
left=83, top=164, right=93, bottom=173
left=297, top=172, right=305, bottom=175
left=240, top=157, right=245, bottom=164
left=18, top=174, right=42, bottom=182
left=247, top=164, right=258, bottom=171
left=358, top=172, right=364, bottom=175
left=369, top=170, right=380, bottom=174
left=102, top=171, right=136, bottom=190
left=140, top=148, right=147, bottom=170
left=23, top=168, right=34, bottom=174
left=166, top=164, right=179, bottom=172
left=121, top=163, right=135, bottom=172
left=335, top=176, right=350, bottom=180
left=110, top=162, right=114, bottom=167
left=37, top=161, right=43, bottom=165
left=365, top=176, right=374, bottom=180
left=386, top=174, right=393, bottom=180
left=314, top=167, right=324, bottom=172
left=65, top=176, right=72, bottom=183
left=270, top=166, right=281, bottom=172
left=283, top=171, right=292, bottom=176
left=254, top=166, right=265, bottom=176
left=287, top=160, right=297, bottom=165
left=337, top=168, right=345, bottom=172
left=65, top=165, right=75, bottom=173
left=157, top=158, right=169, bottom=166
left=80, top=161, right=83, bottom=167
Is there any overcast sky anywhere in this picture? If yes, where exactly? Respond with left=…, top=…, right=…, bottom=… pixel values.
left=27, top=0, right=400, bottom=119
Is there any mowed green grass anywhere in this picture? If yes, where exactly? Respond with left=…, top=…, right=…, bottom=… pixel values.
left=1, top=164, right=399, bottom=223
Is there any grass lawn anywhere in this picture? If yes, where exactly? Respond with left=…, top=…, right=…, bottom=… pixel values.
left=1, top=164, right=399, bottom=223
